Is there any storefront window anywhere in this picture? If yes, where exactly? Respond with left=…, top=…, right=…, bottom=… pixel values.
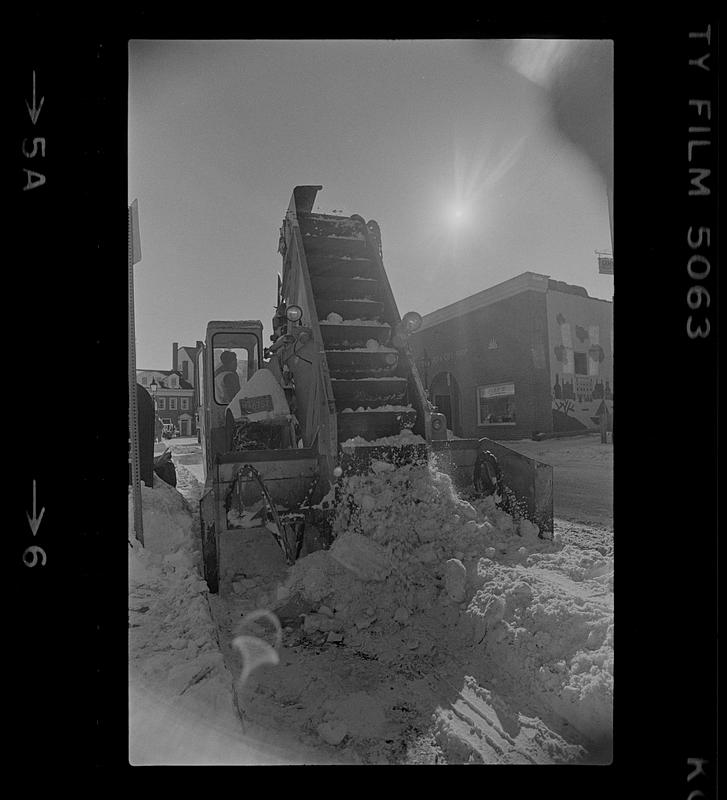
left=477, top=383, right=516, bottom=425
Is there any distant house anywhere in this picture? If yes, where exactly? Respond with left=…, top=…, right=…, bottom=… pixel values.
left=136, top=369, right=196, bottom=437
left=136, top=341, right=201, bottom=437
left=172, top=342, right=198, bottom=388
left=411, top=272, right=613, bottom=439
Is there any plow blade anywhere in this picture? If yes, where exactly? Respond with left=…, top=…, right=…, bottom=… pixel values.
left=430, top=438, right=554, bottom=537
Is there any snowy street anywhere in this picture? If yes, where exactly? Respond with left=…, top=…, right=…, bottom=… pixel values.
left=127, top=39, right=618, bottom=767
left=130, top=438, right=612, bottom=764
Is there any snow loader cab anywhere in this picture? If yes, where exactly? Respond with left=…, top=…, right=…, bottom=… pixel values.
left=196, top=321, right=265, bottom=473
left=196, top=186, right=554, bottom=596
left=196, top=317, right=327, bottom=593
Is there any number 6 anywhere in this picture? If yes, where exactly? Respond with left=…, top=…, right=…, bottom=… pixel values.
left=687, top=285, right=711, bottom=310
left=23, top=546, right=47, bottom=567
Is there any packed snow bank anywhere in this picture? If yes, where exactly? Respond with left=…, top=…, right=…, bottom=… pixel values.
left=128, top=475, right=195, bottom=555
left=466, top=558, right=613, bottom=744
left=340, top=431, right=426, bottom=449
left=128, top=479, right=245, bottom=764
left=263, top=458, right=612, bottom=758
left=341, top=405, right=414, bottom=413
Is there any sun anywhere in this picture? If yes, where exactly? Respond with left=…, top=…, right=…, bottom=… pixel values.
left=447, top=204, right=470, bottom=228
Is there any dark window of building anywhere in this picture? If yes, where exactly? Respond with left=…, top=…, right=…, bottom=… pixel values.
left=157, top=397, right=166, bottom=411
left=181, top=397, right=189, bottom=410
left=169, top=397, right=177, bottom=411
left=574, top=352, right=588, bottom=375
left=477, top=383, right=516, bottom=425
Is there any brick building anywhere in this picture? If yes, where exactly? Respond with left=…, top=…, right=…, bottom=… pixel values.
left=137, top=368, right=196, bottom=437
left=137, top=342, right=200, bottom=436
left=411, top=272, right=613, bottom=440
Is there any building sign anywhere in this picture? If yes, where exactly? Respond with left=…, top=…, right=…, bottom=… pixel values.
left=481, top=382, right=515, bottom=399
left=429, top=347, right=468, bottom=366
left=597, top=255, right=613, bottom=274
left=239, top=395, right=274, bottom=415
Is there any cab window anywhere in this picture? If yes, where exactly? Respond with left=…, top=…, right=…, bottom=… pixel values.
left=212, top=332, right=259, bottom=405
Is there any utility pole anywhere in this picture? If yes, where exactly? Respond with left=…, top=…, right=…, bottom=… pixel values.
left=128, top=199, right=144, bottom=544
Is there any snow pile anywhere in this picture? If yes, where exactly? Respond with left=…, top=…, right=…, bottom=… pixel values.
left=341, top=405, right=414, bottom=413
left=317, top=692, right=388, bottom=745
left=330, top=462, right=547, bottom=572
left=527, top=546, right=613, bottom=584
left=275, top=459, right=552, bottom=629
left=329, top=531, right=393, bottom=581
left=129, top=534, right=224, bottom=700
left=128, top=480, right=244, bottom=764
left=465, top=558, right=613, bottom=744
left=266, top=456, right=612, bottom=756
left=340, top=430, right=425, bottom=448
left=128, top=475, right=195, bottom=555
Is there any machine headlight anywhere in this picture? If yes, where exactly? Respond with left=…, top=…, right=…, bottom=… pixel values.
left=286, top=305, right=303, bottom=322
left=402, top=311, right=422, bottom=333
left=430, top=412, right=447, bottom=440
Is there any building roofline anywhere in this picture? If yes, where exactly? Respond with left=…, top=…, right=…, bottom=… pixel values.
left=419, top=271, right=612, bottom=331
left=420, top=272, right=550, bottom=331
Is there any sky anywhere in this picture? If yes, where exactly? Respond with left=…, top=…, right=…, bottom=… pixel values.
left=129, top=39, right=613, bottom=372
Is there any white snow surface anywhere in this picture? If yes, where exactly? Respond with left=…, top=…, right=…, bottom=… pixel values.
left=340, top=430, right=426, bottom=448
left=272, top=460, right=613, bottom=762
left=341, top=405, right=414, bottom=413
left=130, top=460, right=348, bottom=765
left=131, top=442, right=613, bottom=764
left=129, top=473, right=286, bottom=764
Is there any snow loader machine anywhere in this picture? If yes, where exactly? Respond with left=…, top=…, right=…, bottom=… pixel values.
left=196, top=186, right=553, bottom=593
